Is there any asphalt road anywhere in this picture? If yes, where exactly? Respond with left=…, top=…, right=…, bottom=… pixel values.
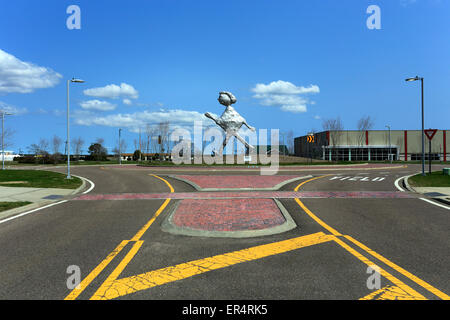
left=0, top=164, right=448, bottom=300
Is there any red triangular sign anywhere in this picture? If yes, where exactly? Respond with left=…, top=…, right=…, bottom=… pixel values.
left=424, top=129, right=437, bottom=140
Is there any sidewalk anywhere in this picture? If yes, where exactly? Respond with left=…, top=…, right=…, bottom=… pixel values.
left=0, top=187, right=76, bottom=202
left=409, top=186, right=450, bottom=205
left=404, top=176, right=450, bottom=205
left=0, top=178, right=86, bottom=221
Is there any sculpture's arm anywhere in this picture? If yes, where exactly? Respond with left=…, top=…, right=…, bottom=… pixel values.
left=243, top=121, right=256, bottom=132
left=205, top=112, right=219, bottom=124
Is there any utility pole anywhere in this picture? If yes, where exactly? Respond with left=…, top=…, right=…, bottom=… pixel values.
left=66, top=78, right=85, bottom=179
left=386, top=125, right=392, bottom=163
left=119, top=128, right=122, bottom=165
left=405, top=76, right=425, bottom=176
left=1, top=111, right=13, bottom=170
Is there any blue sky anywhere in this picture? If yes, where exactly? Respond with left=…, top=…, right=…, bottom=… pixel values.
left=0, top=0, right=449, bottom=153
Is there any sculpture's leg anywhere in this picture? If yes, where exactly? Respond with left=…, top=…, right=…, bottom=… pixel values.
left=217, top=133, right=232, bottom=155
left=233, top=133, right=254, bottom=151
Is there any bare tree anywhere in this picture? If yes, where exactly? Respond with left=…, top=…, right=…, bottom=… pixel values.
left=96, top=138, right=105, bottom=146
left=322, top=117, right=344, bottom=146
left=28, top=138, right=49, bottom=163
left=0, top=128, right=14, bottom=151
left=286, top=130, right=294, bottom=155
left=112, top=139, right=127, bottom=159
left=38, top=138, right=49, bottom=155
left=157, top=121, right=170, bottom=155
left=51, top=135, right=62, bottom=155
left=356, top=116, right=374, bottom=146
left=145, top=124, right=156, bottom=154
left=71, top=137, right=85, bottom=161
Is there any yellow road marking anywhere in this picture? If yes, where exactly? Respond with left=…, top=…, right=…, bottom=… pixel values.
left=345, top=235, right=450, bottom=300
left=295, top=198, right=341, bottom=236
left=90, top=232, right=334, bottom=300
left=64, top=240, right=129, bottom=300
left=293, top=175, right=332, bottom=192
left=129, top=175, right=174, bottom=241
left=130, top=198, right=171, bottom=242
left=331, top=235, right=425, bottom=300
left=149, top=174, right=174, bottom=193
left=360, top=285, right=420, bottom=300
left=65, top=174, right=174, bottom=300
left=91, top=240, right=144, bottom=300
left=294, top=175, right=449, bottom=300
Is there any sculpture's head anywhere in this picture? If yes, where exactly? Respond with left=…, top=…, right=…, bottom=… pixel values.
left=218, top=91, right=237, bottom=106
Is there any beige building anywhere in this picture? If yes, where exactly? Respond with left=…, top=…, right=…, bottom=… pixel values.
left=294, top=130, right=449, bottom=161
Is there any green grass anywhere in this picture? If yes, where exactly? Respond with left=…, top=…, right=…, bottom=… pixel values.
left=0, top=201, right=32, bottom=212
left=0, top=170, right=82, bottom=189
left=409, top=170, right=450, bottom=187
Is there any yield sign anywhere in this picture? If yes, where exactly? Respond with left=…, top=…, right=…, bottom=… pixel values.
left=424, top=129, right=438, bottom=141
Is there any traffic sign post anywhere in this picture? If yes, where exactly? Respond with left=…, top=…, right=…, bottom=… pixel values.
left=307, top=134, right=314, bottom=164
left=424, top=129, right=438, bottom=174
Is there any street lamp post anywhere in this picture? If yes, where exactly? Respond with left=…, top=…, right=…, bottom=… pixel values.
left=385, top=125, right=391, bottom=163
left=1, top=111, right=13, bottom=170
left=405, top=76, right=425, bottom=176
left=119, top=128, right=122, bottom=165
left=67, top=78, right=85, bottom=179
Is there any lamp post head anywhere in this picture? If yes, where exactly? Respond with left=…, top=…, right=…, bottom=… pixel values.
left=405, top=76, right=422, bottom=82
left=71, top=78, right=85, bottom=83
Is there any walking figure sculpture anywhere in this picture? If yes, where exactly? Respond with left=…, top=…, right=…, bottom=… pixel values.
left=205, top=91, right=256, bottom=155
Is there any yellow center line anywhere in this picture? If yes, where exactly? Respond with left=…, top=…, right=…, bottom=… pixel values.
left=90, top=232, right=334, bottom=300
left=65, top=174, right=174, bottom=300
left=345, top=235, right=450, bottom=300
left=130, top=198, right=171, bottom=242
left=129, top=174, right=174, bottom=242
left=331, top=235, right=425, bottom=300
left=149, top=174, right=175, bottom=193
left=64, top=240, right=129, bottom=300
left=293, top=175, right=449, bottom=300
left=90, top=240, right=144, bottom=300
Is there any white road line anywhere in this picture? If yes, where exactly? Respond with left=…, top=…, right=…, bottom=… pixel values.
left=419, top=198, right=450, bottom=210
left=0, top=200, right=68, bottom=225
left=394, top=174, right=450, bottom=210
left=0, top=174, right=95, bottom=225
left=394, top=176, right=406, bottom=191
left=72, top=174, right=95, bottom=194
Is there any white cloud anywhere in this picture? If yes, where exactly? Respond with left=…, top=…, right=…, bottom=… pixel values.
left=74, top=108, right=215, bottom=133
left=83, top=83, right=139, bottom=100
left=123, top=98, right=132, bottom=106
left=252, top=80, right=319, bottom=95
left=0, top=49, right=62, bottom=94
left=313, top=115, right=321, bottom=120
left=80, top=99, right=117, bottom=111
left=280, top=105, right=307, bottom=113
left=0, top=101, right=27, bottom=115
left=400, top=0, right=417, bottom=7
left=251, top=80, right=319, bottom=113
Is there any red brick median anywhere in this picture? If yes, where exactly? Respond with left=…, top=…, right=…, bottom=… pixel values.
left=172, top=199, right=285, bottom=231
left=174, top=175, right=301, bottom=190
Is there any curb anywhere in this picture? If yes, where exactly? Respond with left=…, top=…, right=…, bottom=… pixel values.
left=403, top=174, right=417, bottom=193
left=0, top=174, right=91, bottom=223
left=0, top=200, right=56, bottom=222
left=168, top=175, right=313, bottom=191
left=70, top=174, right=87, bottom=195
left=405, top=173, right=450, bottom=206
left=161, top=198, right=297, bottom=238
